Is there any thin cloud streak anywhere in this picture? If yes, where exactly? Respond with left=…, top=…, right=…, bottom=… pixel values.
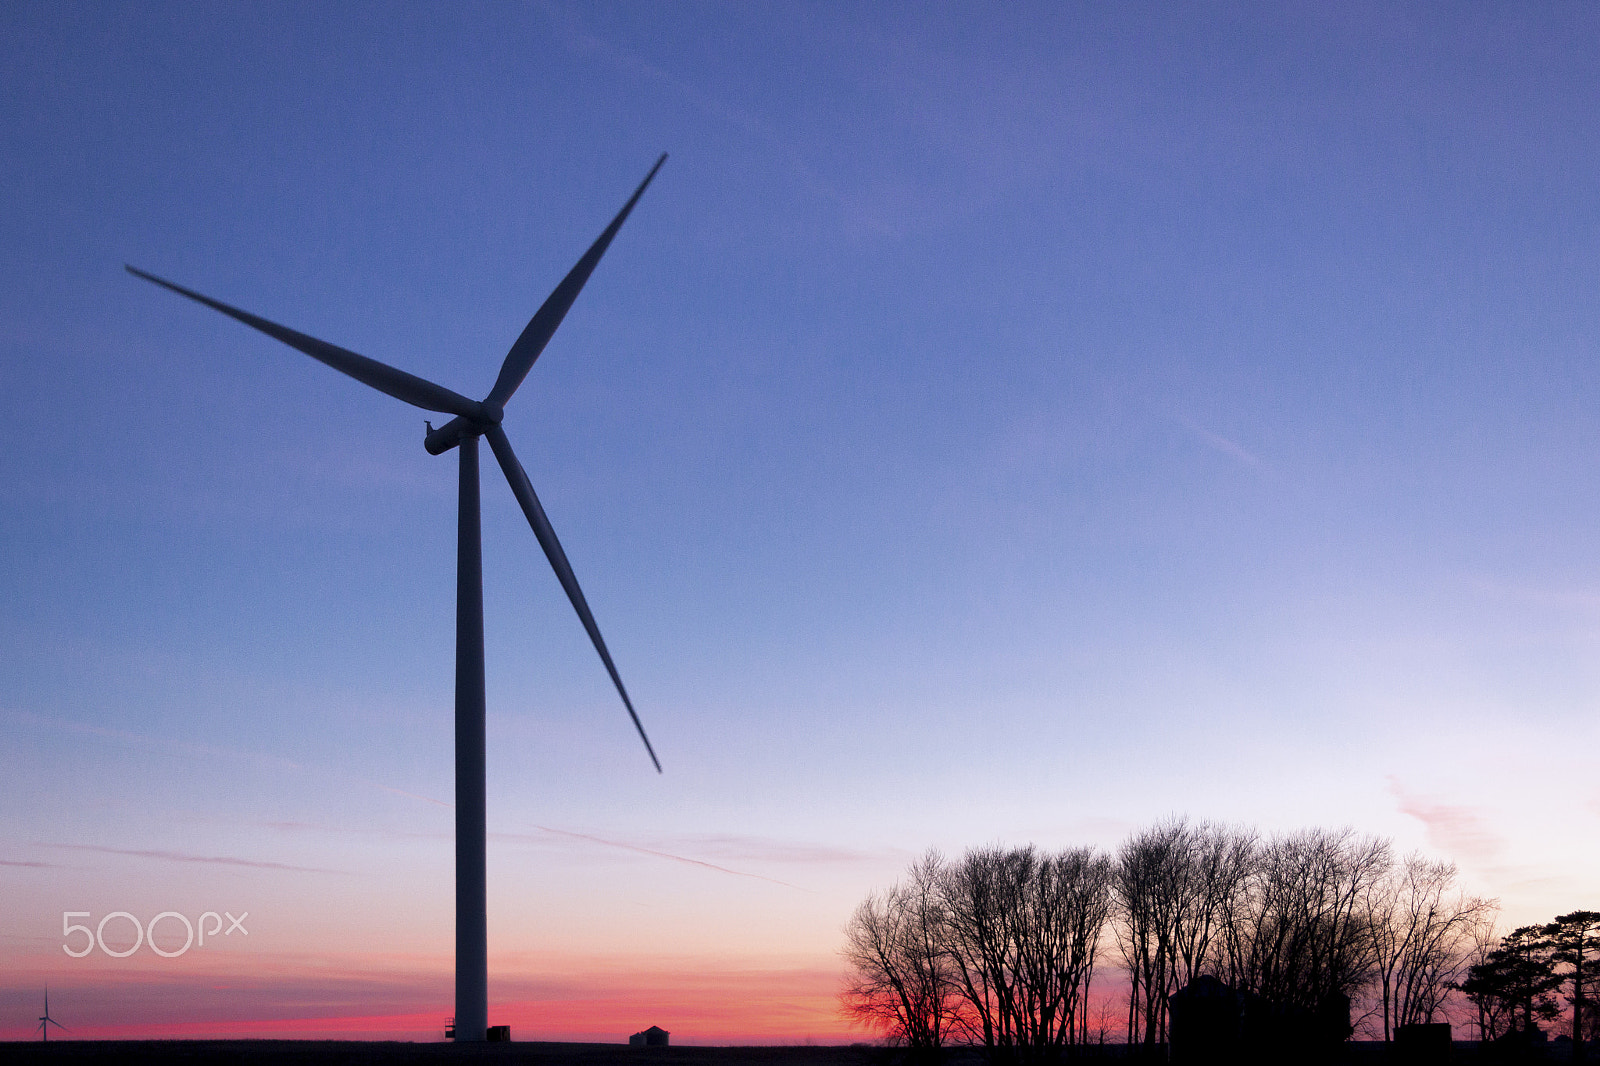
left=666, top=832, right=890, bottom=865
left=3, top=707, right=310, bottom=777
left=256, top=816, right=810, bottom=887
left=36, top=842, right=346, bottom=875
left=378, top=785, right=452, bottom=808
left=5, top=704, right=854, bottom=888
left=1463, top=576, right=1600, bottom=616
left=536, top=0, right=897, bottom=238
left=4, top=706, right=451, bottom=818
left=262, top=819, right=445, bottom=841
left=497, top=826, right=803, bottom=890
left=1174, top=414, right=1268, bottom=471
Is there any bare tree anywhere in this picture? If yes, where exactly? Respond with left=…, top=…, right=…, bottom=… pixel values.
left=1216, top=827, right=1389, bottom=1022
left=1364, top=853, right=1496, bottom=1042
left=1459, top=910, right=1507, bottom=1041
left=1114, top=819, right=1256, bottom=1047
left=843, top=850, right=964, bottom=1053
left=1026, top=847, right=1114, bottom=1050
left=940, top=844, right=1114, bottom=1062
left=1115, top=819, right=1185, bottom=1048
left=941, top=845, right=1018, bottom=1051
left=1172, top=823, right=1257, bottom=988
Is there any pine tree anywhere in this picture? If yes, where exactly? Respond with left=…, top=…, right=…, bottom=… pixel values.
left=1458, top=925, right=1562, bottom=1040
left=1542, top=911, right=1600, bottom=1061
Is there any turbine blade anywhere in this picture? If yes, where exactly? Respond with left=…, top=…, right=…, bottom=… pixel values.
left=126, top=266, right=482, bottom=419
left=485, top=154, right=666, bottom=408
left=484, top=425, right=661, bottom=772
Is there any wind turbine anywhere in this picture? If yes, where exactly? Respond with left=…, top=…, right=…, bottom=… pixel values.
left=128, top=155, right=667, bottom=1043
left=37, top=988, right=67, bottom=1042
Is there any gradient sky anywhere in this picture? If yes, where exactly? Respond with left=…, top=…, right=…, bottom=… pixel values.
left=4, top=0, right=1600, bottom=1044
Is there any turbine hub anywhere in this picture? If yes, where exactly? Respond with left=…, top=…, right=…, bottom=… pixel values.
left=425, top=405, right=503, bottom=454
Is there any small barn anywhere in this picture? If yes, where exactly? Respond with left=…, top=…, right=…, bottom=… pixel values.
left=630, top=1025, right=670, bottom=1046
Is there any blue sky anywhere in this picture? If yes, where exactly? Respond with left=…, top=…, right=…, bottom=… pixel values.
left=3, top=0, right=1599, bottom=1040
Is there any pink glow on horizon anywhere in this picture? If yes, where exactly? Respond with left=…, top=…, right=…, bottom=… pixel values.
left=0, top=958, right=859, bottom=1045
left=35, top=1013, right=456, bottom=1042
left=4, top=1004, right=861, bottom=1045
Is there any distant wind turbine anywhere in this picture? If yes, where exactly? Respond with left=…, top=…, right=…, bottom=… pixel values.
left=128, top=155, right=668, bottom=1043
left=37, top=987, right=67, bottom=1042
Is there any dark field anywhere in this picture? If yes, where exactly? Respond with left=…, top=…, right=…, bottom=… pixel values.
left=0, top=1043, right=882, bottom=1066
left=0, top=1043, right=877, bottom=1066
left=0, top=1042, right=1558, bottom=1066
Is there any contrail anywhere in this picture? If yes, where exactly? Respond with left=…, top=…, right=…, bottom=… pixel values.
left=498, top=826, right=802, bottom=890
left=10, top=708, right=797, bottom=888
left=37, top=842, right=345, bottom=874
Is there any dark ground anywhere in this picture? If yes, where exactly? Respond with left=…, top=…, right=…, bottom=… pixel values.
left=0, top=1041, right=1561, bottom=1066
left=0, top=1043, right=884, bottom=1066
left=0, top=1043, right=876, bottom=1066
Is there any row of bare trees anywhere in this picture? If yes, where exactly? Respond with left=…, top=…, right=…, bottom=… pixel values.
left=842, top=819, right=1497, bottom=1057
left=843, top=846, right=1112, bottom=1062
left=1115, top=820, right=1495, bottom=1048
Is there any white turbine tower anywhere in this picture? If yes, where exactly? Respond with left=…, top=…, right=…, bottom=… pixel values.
left=129, top=156, right=667, bottom=1042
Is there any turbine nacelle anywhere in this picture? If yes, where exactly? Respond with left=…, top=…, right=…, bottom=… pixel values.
left=426, top=413, right=490, bottom=455
left=424, top=398, right=502, bottom=455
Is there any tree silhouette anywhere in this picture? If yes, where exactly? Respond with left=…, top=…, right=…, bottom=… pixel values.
left=1458, top=925, right=1562, bottom=1041
left=1113, top=819, right=1254, bottom=1047
left=1543, top=910, right=1600, bottom=1061
left=836, top=820, right=1600, bottom=1063
left=1214, top=828, right=1388, bottom=1024
left=1363, top=854, right=1494, bottom=1042
left=842, top=850, right=963, bottom=1056
left=941, top=844, right=1113, bottom=1062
